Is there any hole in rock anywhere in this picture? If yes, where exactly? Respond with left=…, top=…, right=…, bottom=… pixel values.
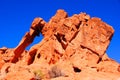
left=76, top=21, right=81, bottom=29
left=86, top=24, right=88, bottom=26
left=28, top=50, right=37, bottom=65
left=37, top=53, right=41, bottom=58
left=54, top=33, right=61, bottom=43
left=5, top=66, right=10, bottom=73
left=73, top=66, right=81, bottom=73
left=26, top=34, right=43, bottom=50
left=62, top=35, right=66, bottom=42
left=97, top=57, right=102, bottom=64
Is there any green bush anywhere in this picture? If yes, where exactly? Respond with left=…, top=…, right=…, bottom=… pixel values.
left=33, top=70, right=44, bottom=80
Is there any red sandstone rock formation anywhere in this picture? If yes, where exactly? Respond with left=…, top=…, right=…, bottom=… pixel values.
left=0, top=9, right=120, bottom=80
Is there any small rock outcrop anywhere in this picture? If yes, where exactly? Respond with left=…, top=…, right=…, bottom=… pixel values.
left=0, top=9, right=120, bottom=80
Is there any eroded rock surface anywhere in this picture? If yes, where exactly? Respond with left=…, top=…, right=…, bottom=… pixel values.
left=0, top=9, right=120, bottom=80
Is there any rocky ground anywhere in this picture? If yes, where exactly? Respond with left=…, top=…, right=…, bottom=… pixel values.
left=0, top=9, right=120, bottom=80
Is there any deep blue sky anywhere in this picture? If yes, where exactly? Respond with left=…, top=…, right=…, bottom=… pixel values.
left=0, top=0, right=120, bottom=63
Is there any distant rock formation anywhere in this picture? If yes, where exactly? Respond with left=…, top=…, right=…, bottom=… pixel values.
left=0, top=9, right=120, bottom=80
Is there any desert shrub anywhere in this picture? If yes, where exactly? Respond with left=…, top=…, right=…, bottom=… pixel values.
left=49, top=65, right=65, bottom=78
left=33, top=70, right=44, bottom=80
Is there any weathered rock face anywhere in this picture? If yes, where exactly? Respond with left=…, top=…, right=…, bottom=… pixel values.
left=0, top=9, right=120, bottom=80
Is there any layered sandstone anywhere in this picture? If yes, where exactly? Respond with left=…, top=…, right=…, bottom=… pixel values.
left=0, top=9, right=120, bottom=80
